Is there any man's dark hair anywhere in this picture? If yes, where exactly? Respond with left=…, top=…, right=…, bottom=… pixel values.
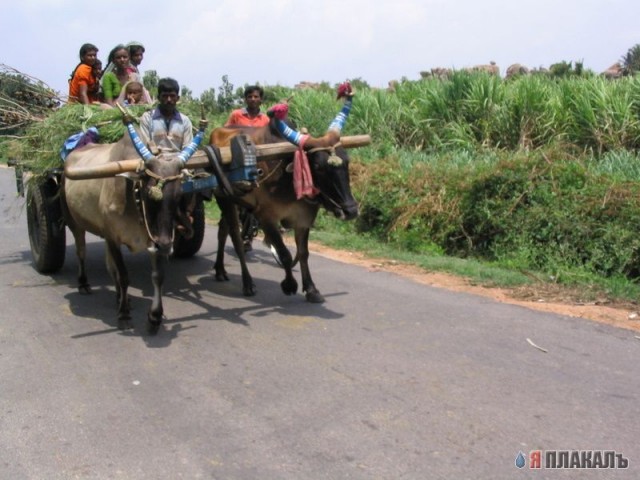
left=244, top=85, right=264, bottom=99
left=158, top=78, right=180, bottom=95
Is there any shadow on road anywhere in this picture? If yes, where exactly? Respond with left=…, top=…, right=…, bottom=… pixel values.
left=20, top=240, right=349, bottom=345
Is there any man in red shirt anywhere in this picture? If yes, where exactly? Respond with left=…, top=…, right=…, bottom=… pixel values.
left=225, top=85, right=270, bottom=127
left=224, top=85, right=270, bottom=251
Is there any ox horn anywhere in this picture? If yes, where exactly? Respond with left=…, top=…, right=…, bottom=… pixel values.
left=117, top=103, right=155, bottom=162
left=267, top=103, right=307, bottom=147
left=267, top=82, right=355, bottom=152
left=177, top=110, right=208, bottom=165
left=327, top=82, right=354, bottom=134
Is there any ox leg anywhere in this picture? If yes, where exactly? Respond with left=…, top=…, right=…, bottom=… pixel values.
left=147, top=246, right=165, bottom=334
left=295, top=227, right=324, bottom=304
left=214, top=213, right=230, bottom=282
left=66, top=220, right=91, bottom=294
left=105, top=241, right=132, bottom=330
left=217, top=198, right=256, bottom=296
left=263, top=225, right=297, bottom=296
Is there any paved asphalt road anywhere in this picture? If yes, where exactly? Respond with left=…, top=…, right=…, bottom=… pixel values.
left=0, top=166, right=638, bottom=479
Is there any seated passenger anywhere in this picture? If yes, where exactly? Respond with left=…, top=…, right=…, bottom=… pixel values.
left=101, top=44, right=140, bottom=106
left=117, top=80, right=149, bottom=106
left=125, top=41, right=145, bottom=75
left=68, top=43, right=100, bottom=104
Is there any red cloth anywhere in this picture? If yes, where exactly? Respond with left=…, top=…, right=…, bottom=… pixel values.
left=293, top=135, right=319, bottom=199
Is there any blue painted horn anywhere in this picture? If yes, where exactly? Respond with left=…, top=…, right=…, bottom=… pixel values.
left=125, top=122, right=155, bottom=162
left=177, top=128, right=205, bottom=164
left=117, top=103, right=155, bottom=162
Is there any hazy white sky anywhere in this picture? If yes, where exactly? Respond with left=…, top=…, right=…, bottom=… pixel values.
left=1, top=0, right=638, bottom=97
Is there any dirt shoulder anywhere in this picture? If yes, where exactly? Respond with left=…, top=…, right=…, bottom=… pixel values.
left=306, top=241, right=640, bottom=334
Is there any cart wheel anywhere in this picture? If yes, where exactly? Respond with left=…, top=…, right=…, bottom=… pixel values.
left=173, top=195, right=205, bottom=258
left=27, top=182, right=66, bottom=273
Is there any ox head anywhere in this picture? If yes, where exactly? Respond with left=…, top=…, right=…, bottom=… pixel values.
left=306, top=145, right=358, bottom=220
left=122, top=107, right=205, bottom=254
left=268, top=82, right=359, bottom=220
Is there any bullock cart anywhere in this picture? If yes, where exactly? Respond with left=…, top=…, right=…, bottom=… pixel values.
left=9, top=134, right=371, bottom=275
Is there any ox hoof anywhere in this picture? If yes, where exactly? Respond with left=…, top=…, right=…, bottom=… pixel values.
left=147, top=321, right=161, bottom=335
left=281, top=278, right=298, bottom=296
left=214, top=268, right=229, bottom=282
left=117, top=317, right=133, bottom=330
left=147, top=315, right=164, bottom=335
left=243, top=283, right=257, bottom=297
left=78, top=283, right=92, bottom=294
left=305, top=290, right=325, bottom=304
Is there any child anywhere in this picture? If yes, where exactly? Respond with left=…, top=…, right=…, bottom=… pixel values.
left=90, top=59, right=103, bottom=102
left=118, top=80, right=146, bottom=106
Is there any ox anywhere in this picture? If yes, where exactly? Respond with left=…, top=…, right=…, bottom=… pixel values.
left=62, top=117, right=203, bottom=332
left=210, top=86, right=359, bottom=303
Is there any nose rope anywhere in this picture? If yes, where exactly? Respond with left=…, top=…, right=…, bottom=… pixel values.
left=138, top=170, right=183, bottom=246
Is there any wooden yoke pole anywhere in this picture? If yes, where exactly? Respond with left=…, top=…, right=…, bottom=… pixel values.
left=64, top=135, right=371, bottom=180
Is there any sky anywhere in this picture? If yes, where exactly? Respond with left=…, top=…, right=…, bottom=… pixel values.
left=1, top=0, right=638, bottom=98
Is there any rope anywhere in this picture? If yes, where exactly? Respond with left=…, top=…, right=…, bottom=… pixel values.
left=138, top=169, right=183, bottom=245
left=257, top=159, right=285, bottom=187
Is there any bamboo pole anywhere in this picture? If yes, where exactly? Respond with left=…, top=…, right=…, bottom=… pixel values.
left=64, top=135, right=371, bottom=180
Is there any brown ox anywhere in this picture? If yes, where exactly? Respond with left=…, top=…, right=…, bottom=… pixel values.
left=62, top=122, right=201, bottom=332
left=210, top=104, right=358, bottom=303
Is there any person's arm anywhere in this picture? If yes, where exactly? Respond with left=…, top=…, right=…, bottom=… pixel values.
left=102, top=73, right=117, bottom=105
left=78, top=84, right=90, bottom=104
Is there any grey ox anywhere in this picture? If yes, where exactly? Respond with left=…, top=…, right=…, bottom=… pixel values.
left=62, top=119, right=202, bottom=332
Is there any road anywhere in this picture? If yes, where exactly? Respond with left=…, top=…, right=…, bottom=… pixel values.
left=0, top=166, right=637, bottom=479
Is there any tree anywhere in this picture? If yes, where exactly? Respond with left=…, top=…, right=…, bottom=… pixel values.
left=548, top=60, right=585, bottom=78
left=181, top=85, right=193, bottom=101
left=199, top=88, right=218, bottom=115
left=142, top=70, right=158, bottom=99
left=344, top=77, right=370, bottom=91
left=217, top=75, right=235, bottom=112
left=621, top=44, right=640, bottom=75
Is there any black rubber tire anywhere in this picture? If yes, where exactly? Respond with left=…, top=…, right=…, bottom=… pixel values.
left=173, top=195, right=205, bottom=258
left=26, top=181, right=66, bottom=273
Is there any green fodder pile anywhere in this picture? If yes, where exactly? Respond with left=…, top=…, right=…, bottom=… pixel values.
left=7, top=104, right=150, bottom=174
